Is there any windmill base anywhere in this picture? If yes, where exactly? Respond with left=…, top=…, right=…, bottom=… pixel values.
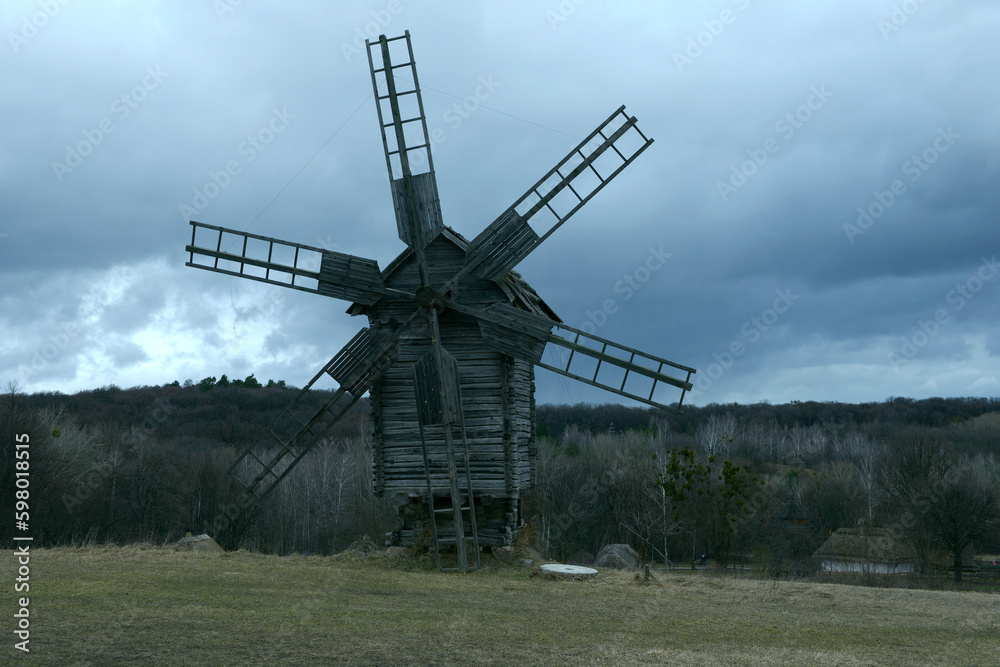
left=385, top=494, right=520, bottom=550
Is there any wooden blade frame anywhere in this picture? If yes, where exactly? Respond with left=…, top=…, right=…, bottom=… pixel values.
left=539, top=322, right=696, bottom=410
left=451, top=300, right=695, bottom=411
left=185, top=221, right=386, bottom=306
left=228, top=327, right=399, bottom=503
left=464, top=106, right=654, bottom=282
left=367, top=31, right=443, bottom=252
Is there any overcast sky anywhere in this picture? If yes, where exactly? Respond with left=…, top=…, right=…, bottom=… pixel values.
left=2, top=0, right=998, bottom=408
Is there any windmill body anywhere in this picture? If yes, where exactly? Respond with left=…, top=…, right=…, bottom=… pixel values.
left=184, top=31, right=695, bottom=570
left=351, top=229, right=555, bottom=549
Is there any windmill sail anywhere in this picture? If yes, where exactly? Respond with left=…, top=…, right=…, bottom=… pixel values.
left=229, top=328, right=398, bottom=502
left=460, top=302, right=694, bottom=410
left=367, top=31, right=443, bottom=248
left=464, top=106, right=653, bottom=282
left=539, top=322, right=695, bottom=409
left=185, top=221, right=386, bottom=306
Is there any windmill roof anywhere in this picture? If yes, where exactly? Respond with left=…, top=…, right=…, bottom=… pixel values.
left=777, top=493, right=809, bottom=522
left=346, top=226, right=561, bottom=322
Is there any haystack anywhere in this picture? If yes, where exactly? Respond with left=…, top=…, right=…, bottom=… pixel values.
left=175, top=533, right=224, bottom=554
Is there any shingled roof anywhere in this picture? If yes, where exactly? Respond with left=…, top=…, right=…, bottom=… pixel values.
left=346, top=226, right=561, bottom=322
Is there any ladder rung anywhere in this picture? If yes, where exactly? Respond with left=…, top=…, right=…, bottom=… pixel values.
left=375, top=89, right=418, bottom=101
left=386, top=143, right=430, bottom=157
left=382, top=117, right=423, bottom=129
left=588, top=162, right=606, bottom=183
left=435, top=536, right=477, bottom=544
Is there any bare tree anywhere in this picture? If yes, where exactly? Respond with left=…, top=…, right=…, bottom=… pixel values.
left=650, top=451, right=681, bottom=566
left=698, top=413, right=739, bottom=459
left=759, top=423, right=788, bottom=463
left=37, top=407, right=106, bottom=484
left=924, top=466, right=999, bottom=584
left=880, top=434, right=950, bottom=572
left=804, top=424, right=827, bottom=465
left=844, top=432, right=883, bottom=525
left=741, top=422, right=769, bottom=461
left=785, top=424, right=825, bottom=465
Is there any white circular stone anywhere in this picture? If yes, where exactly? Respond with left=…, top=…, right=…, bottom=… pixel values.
left=540, top=564, right=598, bottom=577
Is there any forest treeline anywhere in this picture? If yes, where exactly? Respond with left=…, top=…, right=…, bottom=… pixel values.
left=2, top=381, right=998, bottom=582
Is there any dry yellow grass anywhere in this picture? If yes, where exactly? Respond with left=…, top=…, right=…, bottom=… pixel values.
left=3, top=545, right=998, bottom=665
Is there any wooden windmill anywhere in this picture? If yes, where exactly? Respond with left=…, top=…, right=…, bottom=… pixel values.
left=184, top=31, right=695, bottom=570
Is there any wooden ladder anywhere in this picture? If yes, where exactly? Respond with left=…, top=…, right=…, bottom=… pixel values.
left=419, top=415, right=481, bottom=572
left=413, top=346, right=481, bottom=571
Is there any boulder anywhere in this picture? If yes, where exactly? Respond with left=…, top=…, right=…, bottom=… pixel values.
left=593, top=543, right=641, bottom=569
left=491, top=546, right=514, bottom=563
left=344, top=535, right=380, bottom=558
left=385, top=546, right=413, bottom=559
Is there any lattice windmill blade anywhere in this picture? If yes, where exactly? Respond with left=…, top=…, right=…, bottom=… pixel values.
left=462, top=106, right=654, bottom=283
left=451, top=301, right=695, bottom=411
left=539, top=322, right=696, bottom=410
left=186, top=221, right=387, bottom=306
left=366, top=31, right=443, bottom=255
left=228, top=326, right=399, bottom=503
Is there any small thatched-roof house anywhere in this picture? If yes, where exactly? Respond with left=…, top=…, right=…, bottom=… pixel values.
left=813, top=527, right=916, bottom=574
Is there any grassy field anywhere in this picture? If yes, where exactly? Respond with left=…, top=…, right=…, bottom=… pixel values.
left=3, top=545, right=999, bottom=666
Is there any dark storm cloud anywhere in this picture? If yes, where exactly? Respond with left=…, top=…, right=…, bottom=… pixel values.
left=2, top=0, right=998, bottom=405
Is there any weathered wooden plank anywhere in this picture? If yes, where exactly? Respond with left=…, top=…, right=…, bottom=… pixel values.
left=391, top=172, right=444, bottom=248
